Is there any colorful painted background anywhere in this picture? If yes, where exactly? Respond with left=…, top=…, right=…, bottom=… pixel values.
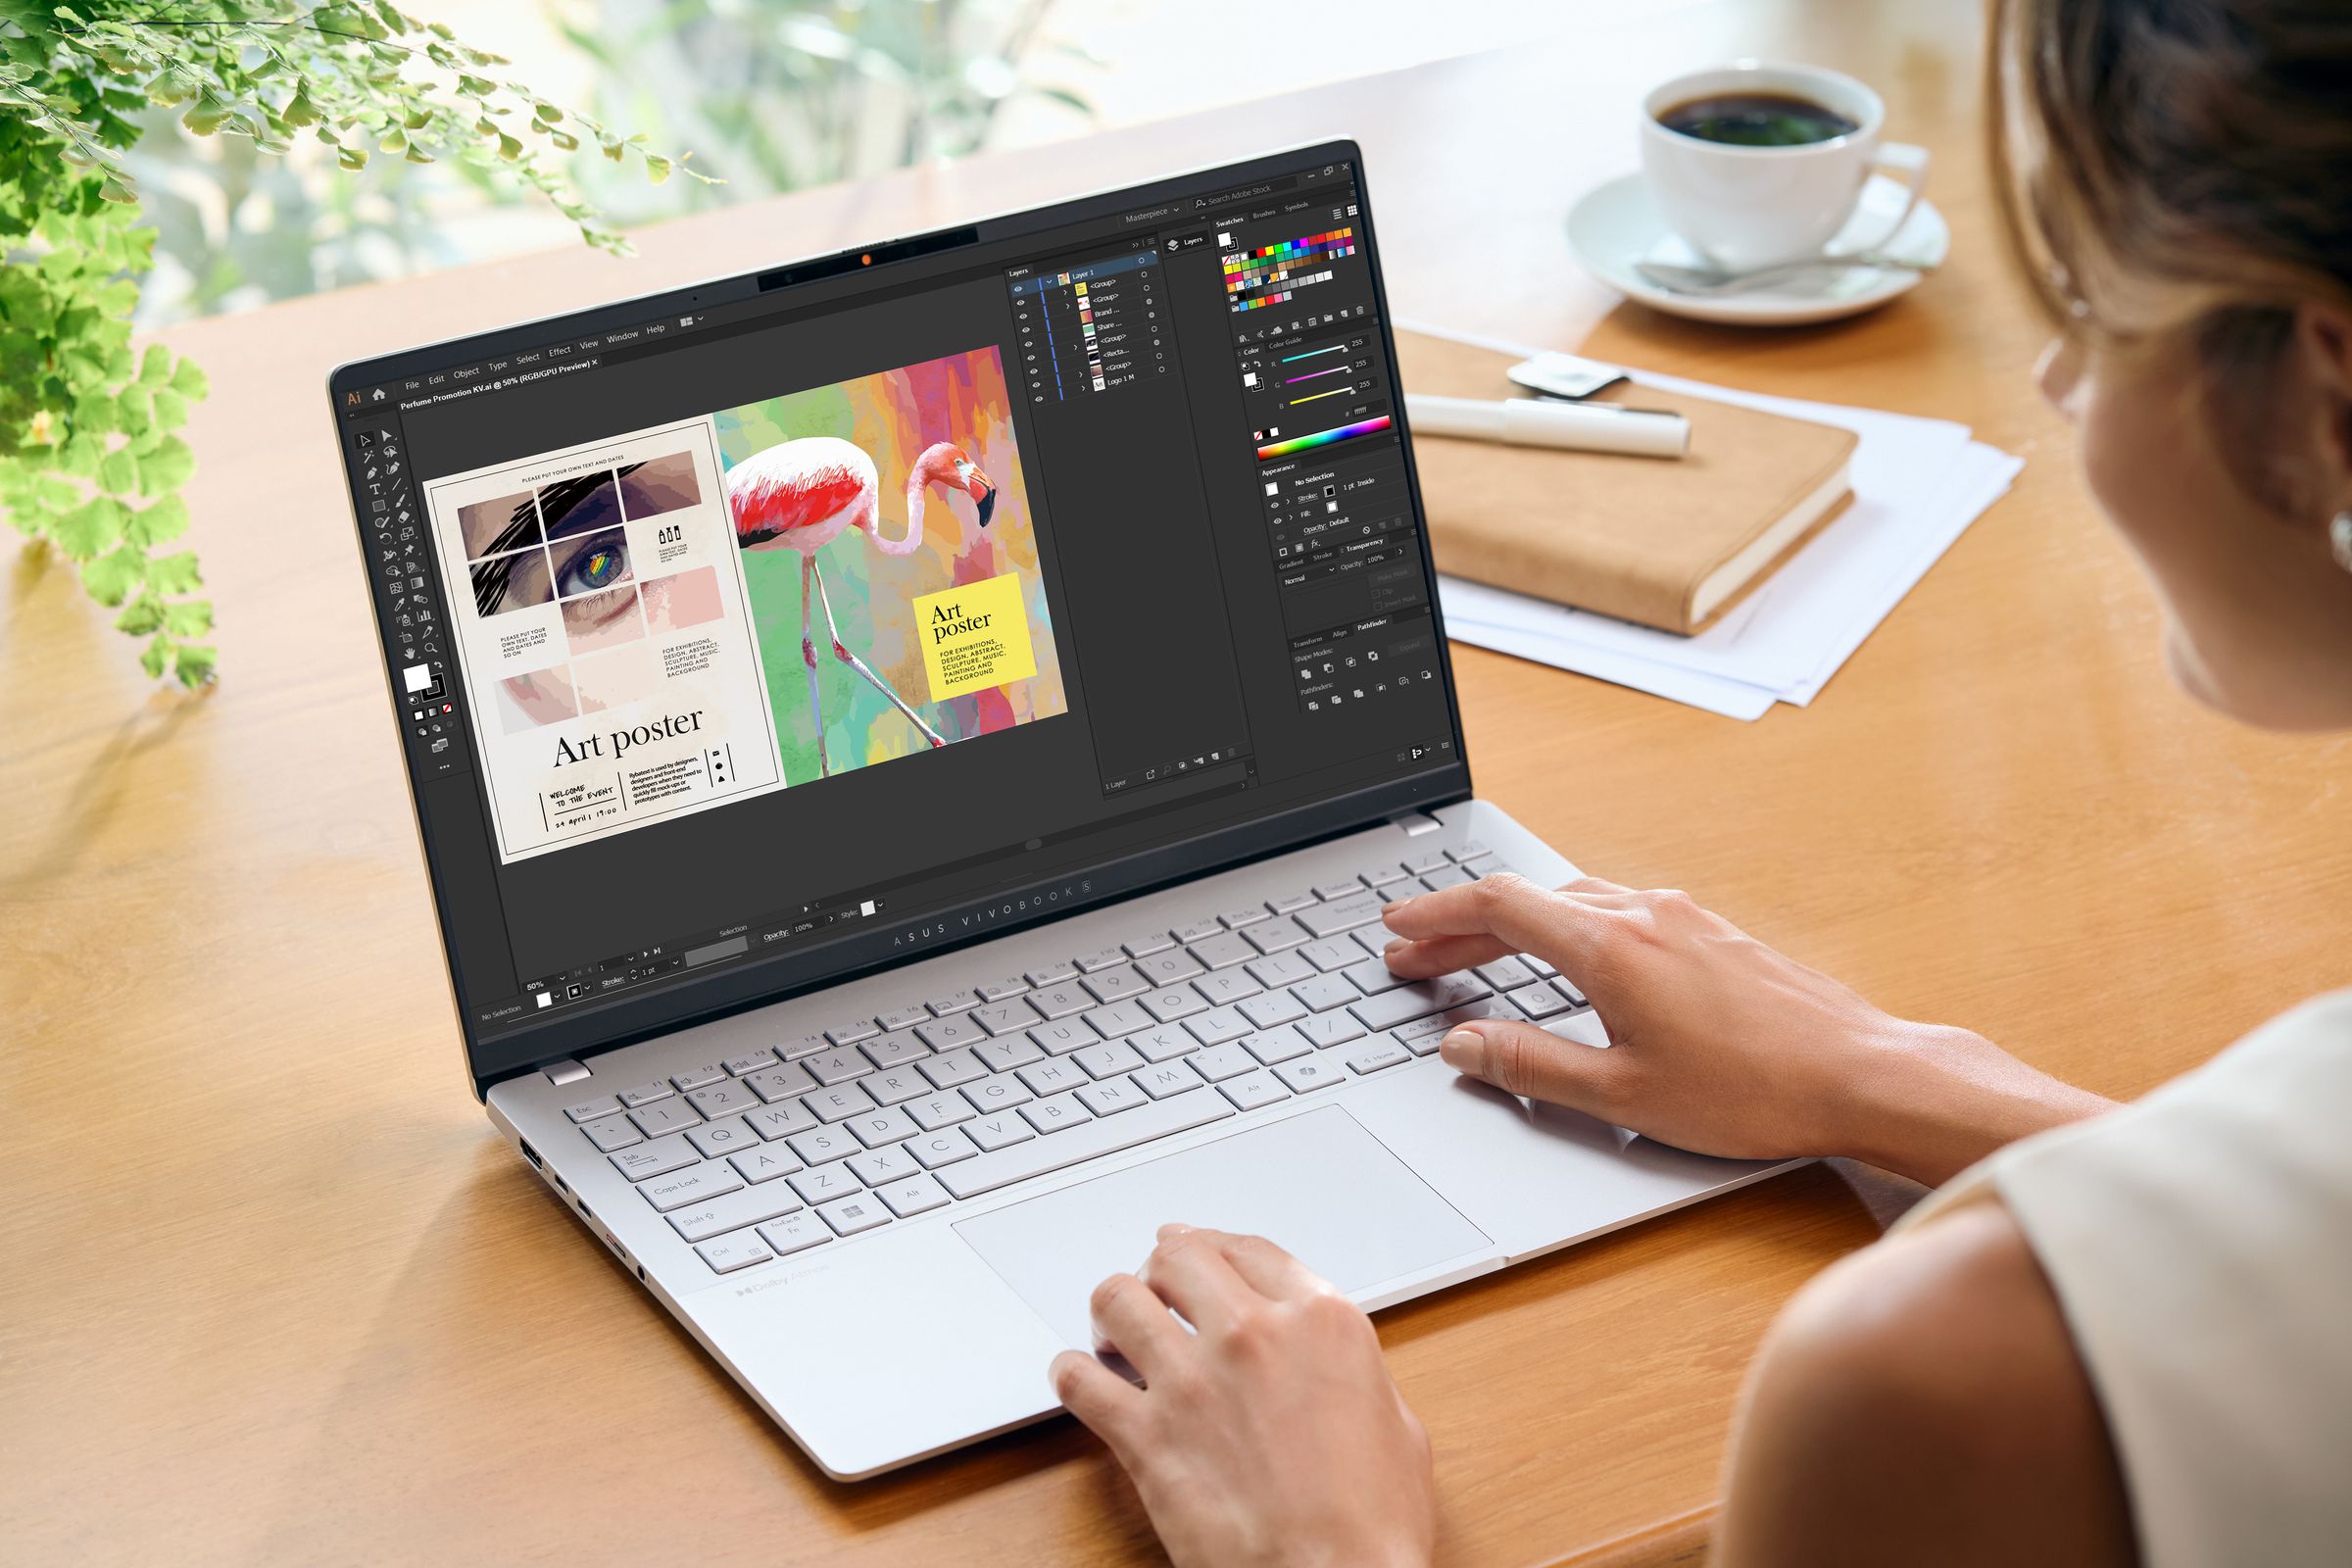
left=713, top=345, right=1066, bottom=786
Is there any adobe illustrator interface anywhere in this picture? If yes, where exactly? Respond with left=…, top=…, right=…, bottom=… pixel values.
left=339, top=154, right=1458, bottom=1042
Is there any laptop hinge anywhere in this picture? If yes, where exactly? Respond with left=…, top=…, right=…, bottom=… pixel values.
left=541, top=1057, right=591, bottom=1086
left=1390, top=810, right=1444, bottom=837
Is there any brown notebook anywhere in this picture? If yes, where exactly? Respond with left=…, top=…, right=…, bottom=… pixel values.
left=1396, top=331, right=1858, bottom=635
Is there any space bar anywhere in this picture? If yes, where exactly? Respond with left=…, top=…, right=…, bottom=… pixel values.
left=939, top=1091, right=1236, bottom=1200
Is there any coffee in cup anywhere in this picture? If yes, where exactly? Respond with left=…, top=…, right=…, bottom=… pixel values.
left=1640, top=61, right=1929, bottom=272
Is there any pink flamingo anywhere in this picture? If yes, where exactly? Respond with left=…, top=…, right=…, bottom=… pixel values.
left=725, top=436, right=997, bottom=776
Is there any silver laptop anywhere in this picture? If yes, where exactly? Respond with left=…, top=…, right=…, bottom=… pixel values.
left=329, top=140, right=1794, bottom=1480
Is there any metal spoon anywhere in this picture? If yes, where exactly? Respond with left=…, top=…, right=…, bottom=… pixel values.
left=1635, top=251, right=1934, bottom=296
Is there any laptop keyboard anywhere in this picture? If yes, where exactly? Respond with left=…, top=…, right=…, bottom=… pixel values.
left=563, top=844, right=1592, bottom=1277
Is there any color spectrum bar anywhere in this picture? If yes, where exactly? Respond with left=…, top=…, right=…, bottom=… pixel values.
left=1255, top=414, right=1391, bottom=462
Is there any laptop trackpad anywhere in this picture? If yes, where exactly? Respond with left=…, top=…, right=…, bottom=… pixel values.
left=954, top=1105, right=1494, bottom=1352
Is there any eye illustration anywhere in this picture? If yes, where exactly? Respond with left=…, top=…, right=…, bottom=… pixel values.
left=554, top=529, right=631, bottom=599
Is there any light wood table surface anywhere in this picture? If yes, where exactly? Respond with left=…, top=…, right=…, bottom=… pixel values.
left=8, top=3, right=2348, bottom=1563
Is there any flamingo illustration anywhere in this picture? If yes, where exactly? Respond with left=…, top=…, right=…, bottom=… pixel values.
left=726, top=437, right=998, bottom=777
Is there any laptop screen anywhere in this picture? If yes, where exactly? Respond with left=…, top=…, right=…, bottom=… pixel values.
left=329, top=141, right=1468, bottom=1087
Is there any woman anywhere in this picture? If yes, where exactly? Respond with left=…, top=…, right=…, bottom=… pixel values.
left=1047, top=3, right=2352, bottom=1563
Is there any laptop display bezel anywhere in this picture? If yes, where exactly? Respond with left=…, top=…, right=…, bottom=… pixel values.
left=325, top=138, right=1475, bottom=1096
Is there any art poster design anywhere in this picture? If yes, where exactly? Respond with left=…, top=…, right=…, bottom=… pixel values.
left=714, top=344, right=1068, bottom=784
left=427, top=419, right=786, bottom=862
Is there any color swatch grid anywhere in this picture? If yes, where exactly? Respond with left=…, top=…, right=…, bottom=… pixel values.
left=1224, top=226, right=1356, bottom=314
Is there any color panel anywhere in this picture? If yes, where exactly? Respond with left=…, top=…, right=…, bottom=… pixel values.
left=1254, top=415, right=1392, bottom=462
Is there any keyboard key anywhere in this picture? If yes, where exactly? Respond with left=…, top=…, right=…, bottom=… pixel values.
left=916, top=1014, right=986, bottom=1053
left=860, top=1030, right=930, bottom=1070
left=1241, top=1027, right=1310, bottom=1065
left=1475, top=956, right=1539, bottom=992
left=847, top=1144, right=920, bottom=1186
left=1292, top=972, right=1360, bottom=1012
left=1080, top=965, right=1153, bottom=1004
left=940, top=1089, right=1234, bottom=1200
left=1120, top=932, right=1176, bottom=959
left=1184, top=1004, right=1252, bottom=1047
left=976, top=975, right=1029, bottom=1003
left=965, top=1112, right=1036, bottom=1152
left=760, top=1213, right=832, bottom=1256
left=1348, top=975, right=1492, bottom=1033
left=1219, top=1071, right=1292, bottom=1111
left=564, top=1096, right=621, bottom=1123
left=1313, top=878, right=1367, bottom=902
left=1267, top=890, right=1319, bottom=913
left=730, top=1146, right=802, bottom=1185
left=848, top=1106, right=920, bottom=1148
left=824, top=1017, right=883, bottom=1046
left=1193, top=968, right=1264, bottom=1007
left=860, top=1066, right=932, bottom=1106
left=1219, top=906, right=1269, bottom=929
left=1506, top=980, right=1575, bottom=1019
left=1131, top=1060, right=1204, bottom=1100
left=874, top=1173, right=951, bottom=1218
left=970, top=997, right=1046, bottom=1036
left=1029, top=1018, right=1095, bottom=1054
left=819, top=1193, right=892, bottom=1236
left=1174, top=918, right=1224, bottom=944
left=1295, top=1011, right=1366, bottom=1050
left=1028, top=982, right=1094, bottom=1020
left=641, top=1160, right=744, bottom=1212
left=1131, top=1024, right=1200, bottom=1062
left=669, top=1184, right=803, bottom=1243
left=1238, top=990, right=1307, bottom=1029
left=907, top=1092, right=974, bottom=1131
left=1078, top=1077, right=1149, bottom=1116
left=1136, top=949, right=1206, bottom=986
left=1297, top=896, right=1384, bottom=939
left=787, top=1126, right=858, bottom=1165
left=976, top=1035, right=1046, bottom=1073
left=746, top=1102, right=819, bottom=1141
left=1073, top=947, right=1129, bottom=973
left=1351, top=926, right=1398, bottom=959
left=876, top=1004, right=929, bottom=1032
left=1419, top=865, right=1475, bottom=892
left=696, top=1233, right=775, bottom=1274
left=743, top=1061, right=817, bottom=1102
left=909, top=1128, right=979, bottom=1169
left=924, top=991, right=982, bottom=1017
left=617, top=1081, right=673, bottom=1108
left=1025, top=961, right=1079, bottom=988
left=611, top=1134, right=697, bottom=1181
left=801, top=1083, right=877, bottom=1122
left=789, top=1164, right=860, bottom=1206
left=778, top=1027, right=834, bottom=1060
left=688, top=1116, right=760, bottom=1159
left=579, top=1115, right=643, bottom=1153
left=1341, top=957, right=1408, bottom=996
left=1186, top=930, right=1257, bottom=969
left=1081, top=999, right=1155, bottom=1040
left=1187, top=1042, right=1257, bottom=1082
left=804, top=1047, right=874, bottom=1086
left=1393, top=997, right=1514, bottom=1048
left=1243, top=917, right=1313, bottom=954
left=963, top=1075, right=1035, bottom=1112
left=1298, top=936, right=1364, bottom=972
left=724, top=1049, right=779, bottom=1076
left=686, top=1080, right=761, bottom=1121
left=670, top=1063, right=726, bottom=1091
left=1345, top=1040, right=1412, bottom=1075
left=1403, top=851, right=1451, bottom=876
left=917, top=1048, right=988, bottom=1090
left=1274, top=1056, right=1346, bottom=1095
left=1246, top=950, right=1317, bottom=989
left=1360, top=862, right=1415, bottom=888
left=1140, top=986, right=1207, bottom=1023
left=1021, top=1095, right=1095, bottom=1135
left=1072, top=1040, right=1146, bottom=1079
left=1446, top=839, right=1491, bottom=862
left=628, top=1101, right=703, bottom=1140
left=1017, top=1057, right=1087, bottom=1097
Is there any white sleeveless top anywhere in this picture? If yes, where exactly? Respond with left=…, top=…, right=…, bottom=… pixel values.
left=1897, top=991, right=2352, bottom=1567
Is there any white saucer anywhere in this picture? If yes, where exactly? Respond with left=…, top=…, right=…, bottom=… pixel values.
left=1566, top=171, right=1949, bottom=326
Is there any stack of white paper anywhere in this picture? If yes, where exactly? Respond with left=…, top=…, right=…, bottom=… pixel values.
left=1408, top=326, right=2025, bottom=720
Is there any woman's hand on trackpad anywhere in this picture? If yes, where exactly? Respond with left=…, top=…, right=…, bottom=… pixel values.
left=1379, top=874, right=2114, bottom=1188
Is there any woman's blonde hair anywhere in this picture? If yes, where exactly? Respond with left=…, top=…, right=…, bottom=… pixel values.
left=1988, top=0, right=2352, bottom=511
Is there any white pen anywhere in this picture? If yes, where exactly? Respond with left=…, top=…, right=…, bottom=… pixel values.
left=1403, top=392, right=1690, bottom=459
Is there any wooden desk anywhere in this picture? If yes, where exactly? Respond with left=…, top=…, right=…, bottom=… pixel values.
left=8, top=3, right=2347, bottom=1562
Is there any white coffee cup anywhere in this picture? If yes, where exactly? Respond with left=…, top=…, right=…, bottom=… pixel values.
left=1640, top=60, right=1930, bottom=272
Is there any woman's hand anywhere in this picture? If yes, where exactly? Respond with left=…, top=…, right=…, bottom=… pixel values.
left=1051, top=1224, right=1436, bottom=1568
left=1382, top=874, right=2114, bottom=1188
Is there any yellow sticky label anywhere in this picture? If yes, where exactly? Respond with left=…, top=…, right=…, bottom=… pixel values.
left=912, top=572, right=1036, bottom=702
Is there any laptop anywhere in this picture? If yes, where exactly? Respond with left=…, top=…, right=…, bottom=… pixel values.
left=328, top=139, right=1795, bottom=1480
